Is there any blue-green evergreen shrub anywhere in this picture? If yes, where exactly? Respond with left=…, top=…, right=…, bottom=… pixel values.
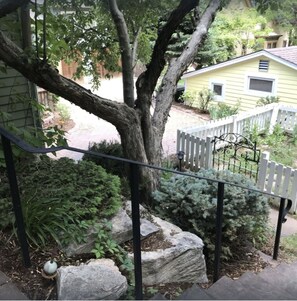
left=152, top=169, right=269, bottom=261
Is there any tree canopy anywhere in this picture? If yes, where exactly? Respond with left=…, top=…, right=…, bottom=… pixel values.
left=0, top=0, right=279, bottom=202
left=264, top=0, right=297, bottom=46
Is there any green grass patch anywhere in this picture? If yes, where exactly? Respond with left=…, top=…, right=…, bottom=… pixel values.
left=280, top=233, right=297, bottom=258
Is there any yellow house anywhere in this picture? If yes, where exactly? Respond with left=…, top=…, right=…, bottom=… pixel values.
left=182, top=46, right=297, bottom=111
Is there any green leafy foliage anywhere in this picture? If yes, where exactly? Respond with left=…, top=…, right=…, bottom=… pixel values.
left=83, top=140, right=130, bottom=197
left=263, top=0, right=297, bottom=45
left=197, top=7, right=271, bottom=66
left=0, top=97, right=68, bottom=167
left=256, top=96, right=280, bottom=106
left=197, top=88, right=214, bottom=113
left=183, top=88, right=213, bottom=112
left=152, top=169, right=269, bottom=261
left=56, top=101, right=71, bottom=122
left=181, top=91, right=196, bottom=107
left=0, top=157, right=122, bottom=247
left=209, top=102, right=240, bottom=120
left=83, top=140, right=127, bottom=177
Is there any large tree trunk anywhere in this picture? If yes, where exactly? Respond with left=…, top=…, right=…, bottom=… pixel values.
left=0, top=0, right=223, bottom=205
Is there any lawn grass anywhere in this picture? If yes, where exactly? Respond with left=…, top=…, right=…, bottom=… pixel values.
left=280, top=233, right=297, bottom=259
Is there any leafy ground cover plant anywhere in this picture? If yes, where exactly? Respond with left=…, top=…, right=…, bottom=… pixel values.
left=209, top=102, right=240, bottom=120
left=83, top=140, right=126, bottom=177
left=0, top=156, right=122, bottom=247
left=256, top=96, right=279, bottom=106
left=83, top=140, right=130, bottom=197
left=152, top=169, right=269, bottom=262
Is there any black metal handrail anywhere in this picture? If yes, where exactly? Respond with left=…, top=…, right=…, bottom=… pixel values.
left=0, top=126, right=292, bottom=299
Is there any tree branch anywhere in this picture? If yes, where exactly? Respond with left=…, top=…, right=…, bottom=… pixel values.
left=152, top=0, right=222, bottom=134
left=0, top=0, right=30, bottom=18
left=108, top=0, right=134, bottom=108
left=132, top=26, right=142, bottom=69
left=0, top=29, right=135, bottom=130
left=136, top=0, right=198, bottom=97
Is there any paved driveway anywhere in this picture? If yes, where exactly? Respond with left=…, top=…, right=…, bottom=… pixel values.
left=54, top=76, right=208, bottom=160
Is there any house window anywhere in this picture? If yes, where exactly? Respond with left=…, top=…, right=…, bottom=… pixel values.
left=267, top=41, right=277, bottom=49
left=213, top=84, right=223, bottom=96
left=259, top=60, right=269, bottom=72
left=210, top=80, right=225, bottom=101
left=247, top=76, right=275, bottom=95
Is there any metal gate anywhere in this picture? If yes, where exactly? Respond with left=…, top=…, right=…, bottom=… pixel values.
left=212, top=133, right=261, bottom=181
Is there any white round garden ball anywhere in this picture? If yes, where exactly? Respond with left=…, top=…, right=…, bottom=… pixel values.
left=43, top=260, right=58, bottom=275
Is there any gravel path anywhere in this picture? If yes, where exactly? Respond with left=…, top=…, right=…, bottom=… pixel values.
left=54, top=76, right=208, bottom=160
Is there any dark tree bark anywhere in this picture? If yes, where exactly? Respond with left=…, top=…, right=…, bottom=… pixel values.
left=0, top=0, right=30, bottom=17
left=0, top=0, right=223, bottom=204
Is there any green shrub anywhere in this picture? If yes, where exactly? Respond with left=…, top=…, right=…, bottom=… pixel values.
left=56, top=101, right=71, bottom=121
left=0, top=156, right=122, bottom=247
left=182, top=91, right=196, bottom=107
left=209, top=102, right=240, bottom=120
left=256, top=96, right=279, bottom=106
left=181, top=89, right=213, bottom=112
left=197, top=88, right=214, bottom=113
left=152, top=169, right=269, bottom=261
left=83, top=140, right=127, bottom=178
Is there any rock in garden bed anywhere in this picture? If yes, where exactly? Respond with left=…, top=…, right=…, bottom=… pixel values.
left=128, top=216, right=208, bottom=285
left=56, top=259, right=127, bottom=300
left=63, top=201, right=208, bottom=287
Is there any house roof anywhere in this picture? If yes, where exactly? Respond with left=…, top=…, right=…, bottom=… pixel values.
left=266, top=46, right=297, bottom=66
left=182, top=46, right=297, bottom=79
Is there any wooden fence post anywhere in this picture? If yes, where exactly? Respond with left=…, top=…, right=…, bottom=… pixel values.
left=176, top=130, right=181, bottom=154
left=269, top=104, right=279, bottom=134
left=205, top=136, right=213, bottom=169
left=257, top=151, right=270, bottom=190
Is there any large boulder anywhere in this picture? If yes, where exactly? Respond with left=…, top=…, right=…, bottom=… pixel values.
left=130, top=216, right=208, bottom=285
left=56, top=259, right=127, bottom=300
left=64, top=204, right=159, bottom=256
left=62, top=201, right=208, bottom=286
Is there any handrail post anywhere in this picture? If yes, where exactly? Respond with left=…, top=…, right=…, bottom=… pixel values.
left=214, top=181, right=224, bottom=282
left=1, top=135, right=31, bottom=267
left=129, top=163, right=143, bottom=300
left=273, top=197, right=286, bottom=260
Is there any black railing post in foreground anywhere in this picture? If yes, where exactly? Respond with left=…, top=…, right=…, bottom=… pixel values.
left=214, top=181, right=224, bottom=283
left=129, top=163, right=143, bottom=300
left=273, top=198, right=292, bottom=260
left=1, top=135, right=31, bottom=267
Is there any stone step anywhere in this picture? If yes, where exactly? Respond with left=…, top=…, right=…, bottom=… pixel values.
left=236, top=271, right=296, bottom=300
left=177, top=284, right=212, bottom=300
left=150, top=292, right=167, bottom=300
left=173, top=261, right=297, bottom=300
left=257, top=262, right=297, bottom=295
left=0, top=272, right=28, bottom=300
left=206, top=276, right=249, bottom=300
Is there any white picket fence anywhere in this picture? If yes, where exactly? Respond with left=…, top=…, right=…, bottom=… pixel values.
left=258, top=152, right=297, bottom=213
left=176, top=132, right=212, bottom=171
left=177, top=103, right=297, bottom=211
left=178, top=103, right=297, bottom=142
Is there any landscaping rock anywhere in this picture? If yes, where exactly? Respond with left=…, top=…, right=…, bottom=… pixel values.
left=130, top=216, right=208, bottom=285
left=140, top=218, right=160, bottom=237
left=64, top=202, right=159, bottom=256
left=57, top=259, right=127, bottom=300
left=110, top=208, right=133, bottom=244
left=62, top=202, right=208, bottom=287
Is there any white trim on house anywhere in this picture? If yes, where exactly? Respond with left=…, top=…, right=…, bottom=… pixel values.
left=182, top=50, right=297, bottom=79
left=209, top=78, right=225, bottom=101
left=244, top=72, right=278, bottom=97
